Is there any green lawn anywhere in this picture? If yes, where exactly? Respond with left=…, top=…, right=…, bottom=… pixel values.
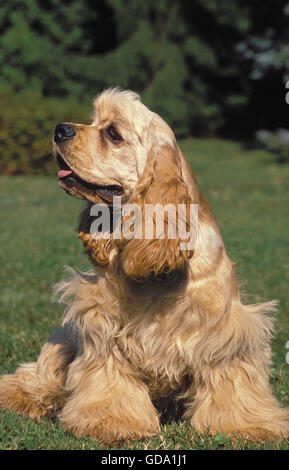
left=0, top=138, right=289, bottom=450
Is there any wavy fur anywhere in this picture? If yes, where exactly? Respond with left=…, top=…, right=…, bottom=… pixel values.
left=0, top=88, right=288, bottom=443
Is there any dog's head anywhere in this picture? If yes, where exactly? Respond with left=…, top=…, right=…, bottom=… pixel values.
left=54, top=88, right=203, bottom=278
left=54, top=88, right=156, bottom=205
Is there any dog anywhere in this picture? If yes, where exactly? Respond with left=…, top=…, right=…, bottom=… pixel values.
left=0, top=88, right=288, bottom=444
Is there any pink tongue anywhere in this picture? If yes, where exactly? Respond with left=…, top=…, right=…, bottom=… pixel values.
left=58, top=169, right=72, bottom=179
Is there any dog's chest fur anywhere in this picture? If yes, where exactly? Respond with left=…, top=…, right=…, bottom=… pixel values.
left=116, top=318, right=188, bottom=398
left=63, top=269, right=193, bottom=399
left=115, top=275, right=193, bottom=398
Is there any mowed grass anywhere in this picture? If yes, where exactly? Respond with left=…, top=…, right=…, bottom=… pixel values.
left=0, top=138, right=289, bottom=450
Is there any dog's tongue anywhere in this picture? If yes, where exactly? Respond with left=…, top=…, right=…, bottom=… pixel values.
left=58, top=169, right=72, bottom=179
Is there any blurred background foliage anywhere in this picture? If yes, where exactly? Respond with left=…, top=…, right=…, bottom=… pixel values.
left=0, top=0, right=289, bottom=174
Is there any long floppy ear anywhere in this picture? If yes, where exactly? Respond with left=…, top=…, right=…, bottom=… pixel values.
left=78, top=203, right=115, bottom=267
left=116, top=143, right=198, bottom=280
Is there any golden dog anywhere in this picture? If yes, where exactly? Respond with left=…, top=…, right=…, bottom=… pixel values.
left=0, top=88, right=288, bottom=443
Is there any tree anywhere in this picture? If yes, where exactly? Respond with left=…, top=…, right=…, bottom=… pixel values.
left=0, top=0, right=287, bottom=137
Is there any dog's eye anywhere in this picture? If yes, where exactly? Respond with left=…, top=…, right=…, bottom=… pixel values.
left=106, top=125, right=123, bottom=142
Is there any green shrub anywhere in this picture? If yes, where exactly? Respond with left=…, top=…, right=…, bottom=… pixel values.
left=0, top=89, right=91, bottom=175
left=0, top=1, right=254, bottom=138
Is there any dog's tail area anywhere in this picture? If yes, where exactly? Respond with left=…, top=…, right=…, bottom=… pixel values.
left=232, top=298, right=279, bottom=363
left=242, top=299, right=279, bottom=350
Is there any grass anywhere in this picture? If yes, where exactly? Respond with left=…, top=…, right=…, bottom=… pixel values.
left=0, top=138, right=289, bottom=450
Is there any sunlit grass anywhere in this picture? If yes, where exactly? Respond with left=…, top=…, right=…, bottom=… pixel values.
left=0, top=138, right=288, bottom=449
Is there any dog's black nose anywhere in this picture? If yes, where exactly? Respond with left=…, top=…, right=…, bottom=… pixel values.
left=54, top=123, right=76, bottom=143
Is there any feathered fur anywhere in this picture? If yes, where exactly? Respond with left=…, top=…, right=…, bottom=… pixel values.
left=0, top=88, right=288, bottom=443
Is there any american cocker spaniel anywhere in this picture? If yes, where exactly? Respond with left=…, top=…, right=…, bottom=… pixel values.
left=0, top=88, right=288, bottom=444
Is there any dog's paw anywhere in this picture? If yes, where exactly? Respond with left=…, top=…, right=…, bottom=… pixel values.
left=235, top=424, right=289, bottom=444
left=60, top=412, right=160, bottom=443
left=0, top=374, right=48, bottom=419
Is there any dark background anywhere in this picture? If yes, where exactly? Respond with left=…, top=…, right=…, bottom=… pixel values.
left=0, top=0, right=288, bottom=174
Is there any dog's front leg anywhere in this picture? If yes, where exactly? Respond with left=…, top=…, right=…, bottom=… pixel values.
left=59, top=350, right=160, bottom=443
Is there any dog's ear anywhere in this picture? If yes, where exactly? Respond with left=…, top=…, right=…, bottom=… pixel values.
left=78, top=204, right=114, bottom=267
left=116, top=143, right=198, bottom=280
